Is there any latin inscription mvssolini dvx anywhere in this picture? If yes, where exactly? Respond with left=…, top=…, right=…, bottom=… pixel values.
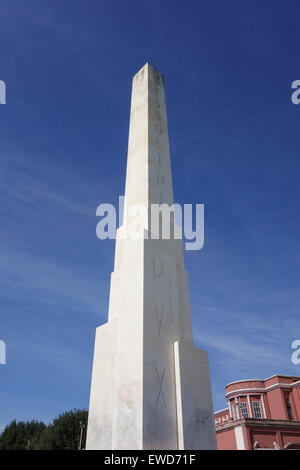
left=86, top=63, right=217, bottom=450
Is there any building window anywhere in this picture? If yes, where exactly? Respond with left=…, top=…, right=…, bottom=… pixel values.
left=240, top=402, right=248, bottom=418
left=285, top=398, right=294, bottom=420
left=232, top=404, right=239, bottom=420
left=253, top=401, right=262, bottom=418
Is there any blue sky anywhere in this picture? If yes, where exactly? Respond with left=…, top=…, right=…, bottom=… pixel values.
left=0, top=0, right=300, bottom=429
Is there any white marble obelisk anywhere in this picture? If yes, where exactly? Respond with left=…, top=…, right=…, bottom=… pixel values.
left=86, top=63, right=217, bottom=450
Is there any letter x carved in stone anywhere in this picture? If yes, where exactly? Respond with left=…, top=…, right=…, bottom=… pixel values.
left=154, top=367, right=166, bottom=408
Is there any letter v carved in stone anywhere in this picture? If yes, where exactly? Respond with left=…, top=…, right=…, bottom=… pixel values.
left=153, top=302, right=164, bottom=336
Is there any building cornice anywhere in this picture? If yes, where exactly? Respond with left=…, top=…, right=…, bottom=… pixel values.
left=225, top=380, right=300, bottom=399
left=216, top=418, right=300, bottom=433
left=214, top=407, right=229, bottom=415
left=226, top=375, right=300, bottom=388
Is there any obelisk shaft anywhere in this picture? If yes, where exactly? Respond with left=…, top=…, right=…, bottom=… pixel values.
left=86, top=64, right=217, bottom=450
left=124, top=63, right=173, bottom=216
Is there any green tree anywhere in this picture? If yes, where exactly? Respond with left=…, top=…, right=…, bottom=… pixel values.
left=44, top=409, right=88, bottom=450
left=0, top=409, right=88, bottom=450
left=0, top=420, right=46, bottom=450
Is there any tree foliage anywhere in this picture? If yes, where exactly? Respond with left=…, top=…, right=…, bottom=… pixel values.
left=0, top=420, right=46, bottom=450
left=0, top=409, right=88, bottom=450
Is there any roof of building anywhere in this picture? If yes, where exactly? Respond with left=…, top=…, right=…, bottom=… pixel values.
left=226, top=374, right=300, bottom=388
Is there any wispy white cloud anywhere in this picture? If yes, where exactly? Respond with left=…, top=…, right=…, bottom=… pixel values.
left=190, top=279, right=300, bottom=409
left=0, top=152, right=111, bottom=317
left=194, top=326, right=290, bottom=370
left=5, top=329, right=90, bottom=379
left=0, top=245, right=103, bottom=315
left=0, top=153, right=95, bottom=217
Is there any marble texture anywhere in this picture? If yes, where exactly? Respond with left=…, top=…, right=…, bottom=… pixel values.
left=86, top=63, right=217, bottom=450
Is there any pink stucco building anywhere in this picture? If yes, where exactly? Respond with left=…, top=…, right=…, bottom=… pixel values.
left=215, top=374, right=300, bottom=450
